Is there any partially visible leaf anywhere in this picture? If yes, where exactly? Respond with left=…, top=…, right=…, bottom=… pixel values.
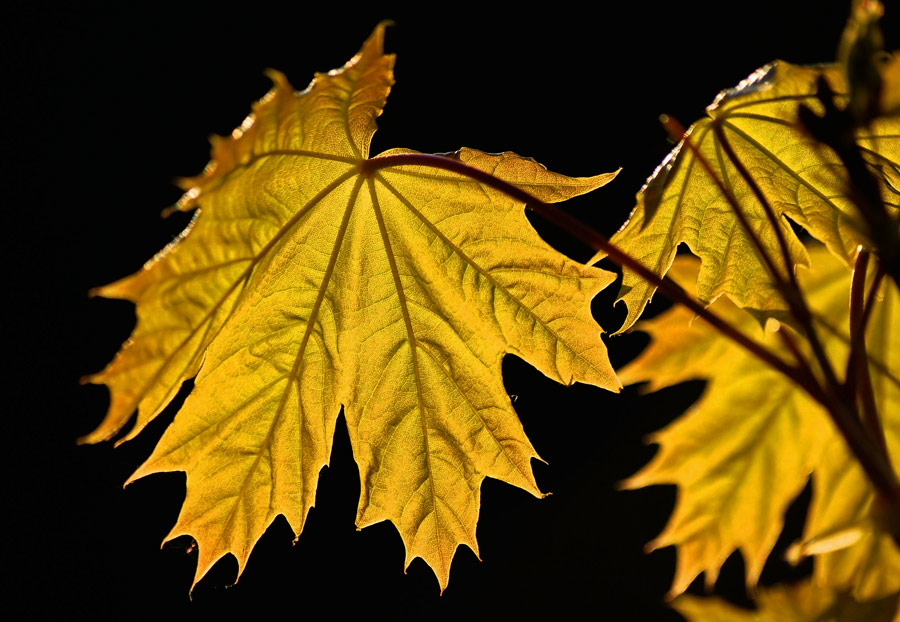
left=607, top=60, right=900, bottom=333
left=620, top=245, right=900, bottom=598
left=794, top=272, right=900, bottom=601
left=673, top=581, right=900, bottom=622
left=83, top=24, right=621, bottom=591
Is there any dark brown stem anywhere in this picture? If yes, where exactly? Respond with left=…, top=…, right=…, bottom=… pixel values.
left=857, top=349, right=887, bottom=457
left=712, top=122, right=798, bottom=289
left=847, top=250, right=889, bottom=458
left=776, top=328, right=821, bottom=398
left=845, top=248, right=870, bottom=401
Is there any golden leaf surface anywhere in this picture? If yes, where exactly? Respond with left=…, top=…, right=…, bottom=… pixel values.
left=673, top=580, right=899, bottom=622
left=82, top=24, right=621, bottom=590
left=607, top=60, right=899, bottom=333
left=620, top=245, right=900, bottom=599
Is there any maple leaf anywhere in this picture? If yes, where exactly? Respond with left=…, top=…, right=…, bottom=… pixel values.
left=607, top=60, right=899, bottom=333
left=619, top=245, right=900, bottom=599
left=673, top=580, right=900, bottom=622
left=81, top=23, right=621, bottom=590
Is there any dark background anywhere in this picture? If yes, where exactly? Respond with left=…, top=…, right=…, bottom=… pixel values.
left=6, top=2, right=895, bottom=619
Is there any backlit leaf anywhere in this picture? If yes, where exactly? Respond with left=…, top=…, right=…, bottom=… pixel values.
left=620, top=245, right=900, bottom=599
left=82, top=24, right=620, bottom=591
left=608, top=61, right=899, bottom=333
left=793, top=269, right=900, bottom=601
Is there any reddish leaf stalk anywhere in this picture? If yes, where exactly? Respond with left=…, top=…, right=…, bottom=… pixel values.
left=847, top=249, right=889, bottom=458
left=846, top=248, right=871, bottom=401
left=364, top=150, right=900, bottom=527
left=776, top=329, right=823, bottom=400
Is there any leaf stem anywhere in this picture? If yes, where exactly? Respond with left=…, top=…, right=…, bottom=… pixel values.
left=847, top=249, right=889, bottom=458
left=860, top=263, right=886, bottom=338
left=363, top=153, right=816, bottom=402
left=776, top=328, right=819, bottom=393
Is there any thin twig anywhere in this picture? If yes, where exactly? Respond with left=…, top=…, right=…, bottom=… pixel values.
left=776, top=327, right=822, bottom=399
left=845, top=248, right=871, bottom=401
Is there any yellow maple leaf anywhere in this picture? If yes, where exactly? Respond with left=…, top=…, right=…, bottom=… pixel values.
left=81, top=23, right=621, bottom=591
left=620, top=245, right=900, bottom=599
left=673, top=580, right=900, bottom=622
left=608, top=60, right=899, bottom=333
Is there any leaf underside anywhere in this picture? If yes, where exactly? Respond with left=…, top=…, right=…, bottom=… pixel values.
left=607, top=60, right=899, bottom=333
left=83, top=23, right=621, bottom=591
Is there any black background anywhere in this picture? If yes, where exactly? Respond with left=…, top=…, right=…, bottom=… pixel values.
left=6, top=2, right=896, bottom=620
